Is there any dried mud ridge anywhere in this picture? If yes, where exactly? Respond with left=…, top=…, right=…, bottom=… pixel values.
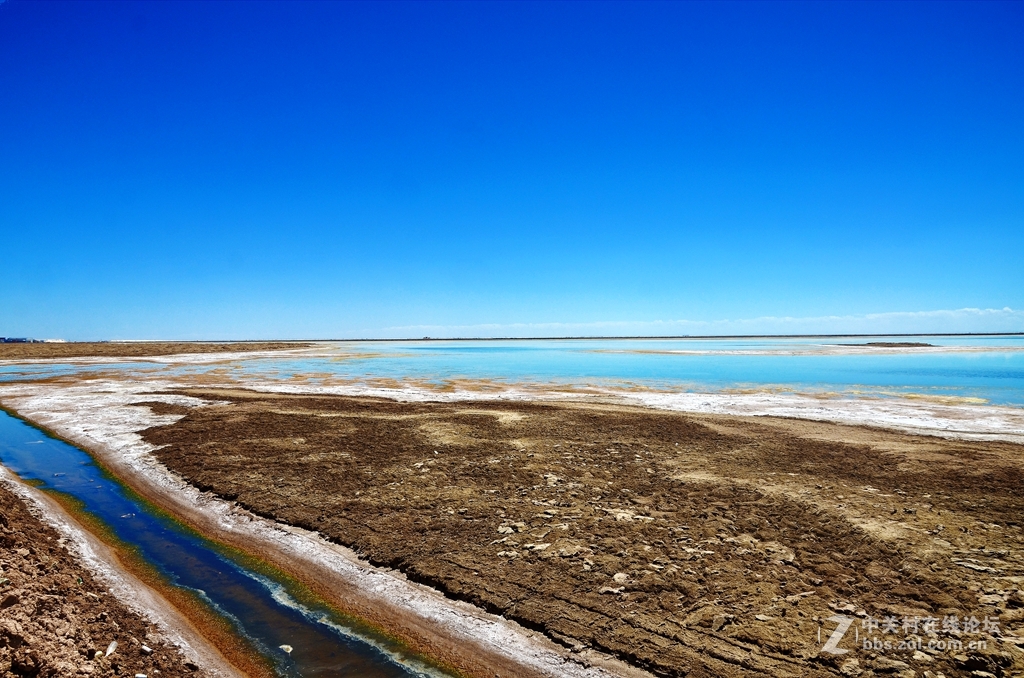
left=0, top=486, right=206, bottom=678
left=141, top=390, right=1024, bottom=678
left=0, top=341, right=311, bottom=361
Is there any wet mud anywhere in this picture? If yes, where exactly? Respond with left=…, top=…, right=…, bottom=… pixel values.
left=0, top=484, right=208, bottom=678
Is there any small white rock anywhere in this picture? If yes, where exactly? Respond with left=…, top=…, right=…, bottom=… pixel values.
left=279, top=644, right=293, bottom=654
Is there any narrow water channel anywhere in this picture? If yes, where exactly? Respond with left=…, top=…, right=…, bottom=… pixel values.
left=0, top=410, right=450, bottom=678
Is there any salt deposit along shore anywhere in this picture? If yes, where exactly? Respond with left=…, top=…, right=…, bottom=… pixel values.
left=4, top=338, right=1022, bottom=443
left=0, top=458, right=243, bottom=678
left=0, top=378, right=648, bottom=678
left=1, top=342, right=1022, bottom=677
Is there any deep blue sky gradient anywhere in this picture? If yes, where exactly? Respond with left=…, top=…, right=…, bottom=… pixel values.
left=1, top=1, right=1022, bottom=339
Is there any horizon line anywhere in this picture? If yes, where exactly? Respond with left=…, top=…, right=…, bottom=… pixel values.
left=72, top=331, right=1024, bottom=343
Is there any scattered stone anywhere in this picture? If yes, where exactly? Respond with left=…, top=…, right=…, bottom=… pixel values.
left=1003, top=607, right=1024, bottom=622
left=279, top=644, right=293, bottom=654
left=140, top=644, right=153, bottom=656
left=130, top=387, right=1024, bottom=678
left=839, top=658, right=862, bottom=676
left=612, top=572, right=629, bottom=584
left=711, top=614, right=734, bottom=632
left=784, top=591, right=815, bottom=604
left=0, top=485, right=200, bottom=677
left=954, top=560, right=999, bottom=573
left=870, top=655, right=910, bottom=671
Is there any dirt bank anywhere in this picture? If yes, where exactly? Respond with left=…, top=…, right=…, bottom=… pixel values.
left=0, top=342, right=311, bottom=361
left=140, top=389, right=1024, bottom=677
left=0, top=385, right=636, bottom=678
left=0, top=481, right=215, bottom=678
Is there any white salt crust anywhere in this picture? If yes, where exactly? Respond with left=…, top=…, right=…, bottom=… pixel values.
left=0, top=379, right=644, bottom=678
left=0, top=464, right=243, bottom=678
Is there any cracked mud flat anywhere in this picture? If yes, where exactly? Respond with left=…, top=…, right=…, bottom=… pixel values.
left=0, top=471, right=232, bottom=678
left=2, top=365, right=1024, bottom=677
left=0, top=382, right=639, bottom=678
left=127, top=389, right=1024, bottom=678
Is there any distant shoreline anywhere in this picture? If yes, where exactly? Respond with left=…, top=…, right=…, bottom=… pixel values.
left=327, top=332, right=1024, bottom=342
left=8, top=332, right=1022, bottom=344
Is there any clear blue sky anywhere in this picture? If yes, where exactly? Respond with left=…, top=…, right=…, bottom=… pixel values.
left=2, top=1, right=1022, bottom=339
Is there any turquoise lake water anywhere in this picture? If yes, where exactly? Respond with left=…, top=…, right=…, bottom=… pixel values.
left=0, top=336, right=1021, bottom=676
left=211, top=336, right=1024, bottom=406
left=3, top=336, right=1024, bottom=406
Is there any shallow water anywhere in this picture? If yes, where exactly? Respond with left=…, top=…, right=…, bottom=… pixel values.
left=2, top=336, right=1024, bottom=410
left=4, top=337, right=1024, bottom=406
left=0, top=410, right=449, bottom=678
left=171, top=336, right=1024, bottom=406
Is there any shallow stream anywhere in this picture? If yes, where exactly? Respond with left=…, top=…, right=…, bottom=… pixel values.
left=0, top=410, right=449, bottom=678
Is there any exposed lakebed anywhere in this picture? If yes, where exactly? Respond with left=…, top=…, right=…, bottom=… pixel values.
left=0, top=409, right=451, bottom=678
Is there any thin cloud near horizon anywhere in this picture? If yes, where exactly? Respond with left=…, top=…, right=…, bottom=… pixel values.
left=371, top=307, right=1024, bottom=339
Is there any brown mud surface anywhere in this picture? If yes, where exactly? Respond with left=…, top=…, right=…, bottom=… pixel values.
left=0, top=342, right=311, bottom=361
left=141, top=390, right=1024, bottom=678
left=0, top=485, right=208, bottom=678
left=839, top=343, right=935, bottom=349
